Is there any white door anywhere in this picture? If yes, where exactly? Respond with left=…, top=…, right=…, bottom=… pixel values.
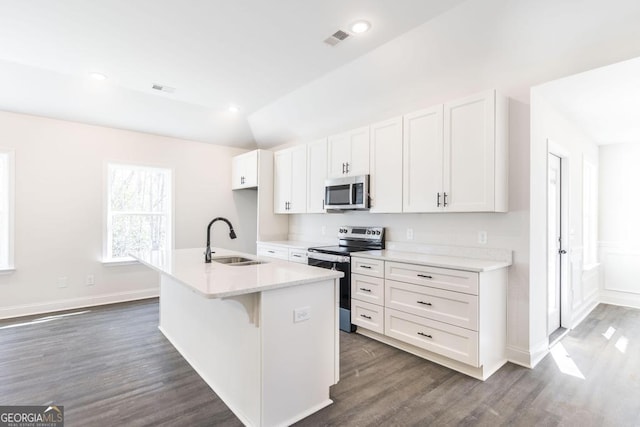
left=547, top=154, right=562, bottom=334
left=273, top=149, right=291, bottom=214
left=289, top=145, right=307, bottom=213
left=370, top=117, right=403, bottom=213
left=402, top=105, right=444, bottom=212
left=306, top=138, right=328, bottom=213
left=443, top=91, right=495, bottom=212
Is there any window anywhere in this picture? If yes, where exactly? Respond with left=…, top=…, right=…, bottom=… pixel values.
left=0, top=149, right=14, bottom=269
left=583, top=159, right=598, bottom=267
left=105, top=163, right=172, bottom=262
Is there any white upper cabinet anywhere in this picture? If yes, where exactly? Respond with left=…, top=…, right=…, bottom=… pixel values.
left=403, top=106, right=444, bottom=212
left=443, top=90, right=508, bottom=212
left=232, top=150, right=258, bottom=190
left=370, top=117, right=403, bottom=213
left=306, top=138, right=328, bottom=213
left=327, top=126, right=370, bottom=178
left=403, top=90, right=508, bottom=213
left=274, top=145, right=307, bottom=214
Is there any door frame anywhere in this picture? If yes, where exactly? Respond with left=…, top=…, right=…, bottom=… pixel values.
left=547, top=139, right=572, bottom=335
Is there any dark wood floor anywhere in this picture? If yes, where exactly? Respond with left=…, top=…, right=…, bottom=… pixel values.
left=1, top=301, right=638, bottom=426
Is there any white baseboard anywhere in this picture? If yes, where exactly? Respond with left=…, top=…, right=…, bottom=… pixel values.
left=505, top=345, right=533, bottom=368
left=0, top=288, right=159, bottom=320
left=571, top=299, right=599, bottom=329
left=600, top=292, right=640, bottom=310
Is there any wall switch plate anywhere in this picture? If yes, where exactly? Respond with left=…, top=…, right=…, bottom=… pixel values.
left=478, top=231, right=488, bottom=244
left=86, top=274, right=95, bottom=286
left=57, top=277, right=68, bottom=288
left=294, top=306, right=311, bottom=323
left=406, top=228, right=414, bottom=240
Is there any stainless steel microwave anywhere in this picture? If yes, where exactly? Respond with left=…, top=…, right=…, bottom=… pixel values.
left=324, top=175, right=369, bottom=210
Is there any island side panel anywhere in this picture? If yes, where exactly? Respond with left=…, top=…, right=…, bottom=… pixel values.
left=159, top=275, right=261, bottom=426
left=260, top=278, right=338, bottom=427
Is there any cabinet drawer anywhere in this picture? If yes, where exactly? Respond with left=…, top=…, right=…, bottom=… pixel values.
left=351, top=274, right=384, bottom=305
left=385, top=262, right=478, bottom=295
left=256, top=245, right=288, bottom=260
left=352, top=300, right=384, bottom=334
left=385, top=308, right=479, bottom=367
left=352, top=257, right=384, bottom=278
left=385, top=280, right=478, bottom=330
left=288, top=249, right=308, bottom=264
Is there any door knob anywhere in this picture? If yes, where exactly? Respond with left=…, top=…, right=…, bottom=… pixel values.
left=559, top=249, right=567, bottom=254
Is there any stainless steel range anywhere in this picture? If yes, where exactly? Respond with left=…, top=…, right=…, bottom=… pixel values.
left=307, top=226, right=385, bottom=332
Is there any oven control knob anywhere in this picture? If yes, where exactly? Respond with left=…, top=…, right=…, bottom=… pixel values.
left=376, top=230, right=381, bottom=235
left=366, top=230, right=371, bottom=235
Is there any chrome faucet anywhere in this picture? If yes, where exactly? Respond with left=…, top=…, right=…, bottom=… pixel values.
left=205, top=217, right=237, bottom=263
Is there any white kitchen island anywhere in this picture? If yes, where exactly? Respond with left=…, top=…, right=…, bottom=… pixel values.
left=133, top=248, right=343, bottom=427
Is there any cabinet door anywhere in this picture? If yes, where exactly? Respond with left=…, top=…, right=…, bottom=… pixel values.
left=443, top=91, right=495, bottom=212
left=232, top=150, right=258, bottom=190
left=327, top=132, right=350, bottom=178
left=289, top=145, right=307, bottom=213
left=346, top=126, right=370, bottom=176
left=369, top=117, right=403, bottom=213
left=327, top=126, right=370, bottom=178
left=273, top=149, right=291, bottom=214
left=402, top=106, right=443, bottom=212
left=306, top=138, right=327, bottom=213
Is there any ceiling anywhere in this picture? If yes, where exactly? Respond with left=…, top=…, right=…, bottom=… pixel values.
left=536, top=56, right=640, bottom=145
left=0, top=0, right=466, bottom=148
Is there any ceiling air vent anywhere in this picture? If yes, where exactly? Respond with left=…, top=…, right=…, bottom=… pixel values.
left=151, top=83, right=175, bottom=93
left=324, top=30, right=350, bottom=46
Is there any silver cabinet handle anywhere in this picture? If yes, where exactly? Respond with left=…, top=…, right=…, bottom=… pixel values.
left=360, top=265, right=372, bottom=269
left=359, top=288, right=372, bottom=292
left=417, top=274, right=433, bottom=279
left=417, top=301, right=432, bottom=306
left=417, top=332, right=432, bottom=338
left=360, top=314, right=372, bottom=320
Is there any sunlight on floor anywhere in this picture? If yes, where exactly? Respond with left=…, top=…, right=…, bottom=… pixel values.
left=615, top=336, right=628, bottom=353
left=0, top=310, right=91, bottom=330
left=602, top=326, right=616, bottom=340
left=550, top=342, right=585, bottom=379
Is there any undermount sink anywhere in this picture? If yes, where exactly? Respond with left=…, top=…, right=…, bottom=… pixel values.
left=212, top=256, right=267, bottom=266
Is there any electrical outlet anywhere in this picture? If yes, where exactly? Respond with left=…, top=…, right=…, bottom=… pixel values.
left=57, top=277, right=67, bottom=288
left=478, top=231, right=488, bottom=244
left=293, top=306, right=311, bottom=323
left=406, top=228, right=414, bottom=240
left=86, top=274, right=95, bottom=286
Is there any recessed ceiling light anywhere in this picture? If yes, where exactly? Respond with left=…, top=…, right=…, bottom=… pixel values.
left=89, top=72, right=108, bottom=81
left=228, top=105, right=239, bottom=113
left=350, top=20, right=371, bottom=34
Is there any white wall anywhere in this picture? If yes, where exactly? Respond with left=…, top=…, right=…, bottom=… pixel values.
left=599, top=143, right=640, bottom=308
left=0, top=110, right=256, bottom=319
left=529, top=92, right=599, bottom=364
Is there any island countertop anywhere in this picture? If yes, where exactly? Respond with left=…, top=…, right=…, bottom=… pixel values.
left=132, top=247, right=343, bottom=299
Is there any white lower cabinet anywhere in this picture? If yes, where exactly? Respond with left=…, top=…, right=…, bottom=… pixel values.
left=351, top=255, right=507, bottom=380
left=257, top=244, right=289, bottom=260
left=352, top=299, right=384, bottom=334
left=256, top=242, right=312, bottom=264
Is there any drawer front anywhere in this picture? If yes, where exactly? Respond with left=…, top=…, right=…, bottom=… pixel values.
left=385, top=280, right=478, bottom=330
left=288, top=249, right=308, bottom=264
left=351, top=274, right=384, bottom=305
left=385, top=308, right=479, bottom=367
left=256, top=245, right=289, bottom=260
left=351, top=257, right=385, bottom=278
left=385, top=262, right=479, bottom=295
left=352, top=300, right=384, bottom=334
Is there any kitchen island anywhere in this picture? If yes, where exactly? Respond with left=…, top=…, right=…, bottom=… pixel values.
left=133, top=248, right=343, bottom=427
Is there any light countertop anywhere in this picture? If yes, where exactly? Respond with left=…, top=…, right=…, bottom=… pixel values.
left=352, top=250, right=511, bottom=272
left=132, top=248, right=343, bottom=299
left=257, top=240, right=326, bottom=249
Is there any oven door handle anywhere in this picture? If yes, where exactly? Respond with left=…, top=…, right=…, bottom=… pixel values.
left=307, top=252, right=350, bottom=263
